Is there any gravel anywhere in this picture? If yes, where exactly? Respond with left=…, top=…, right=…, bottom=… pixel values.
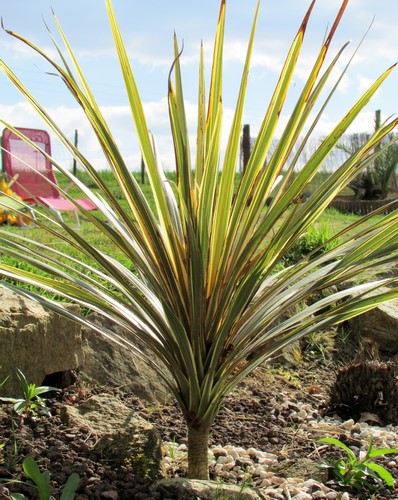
left=1, top=349, right=398, bottom=499
left=160, top=409, right=398, bottom=499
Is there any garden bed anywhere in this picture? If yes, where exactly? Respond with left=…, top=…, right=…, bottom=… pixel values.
left=329, top=194, right=398, bottom=215
left=1, top=328, right=398, bottom=499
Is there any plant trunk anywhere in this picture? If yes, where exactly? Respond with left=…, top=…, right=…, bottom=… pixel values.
left=187, top=426, right=210, bottom=479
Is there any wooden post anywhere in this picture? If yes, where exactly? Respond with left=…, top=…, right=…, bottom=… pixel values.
left=72, top=129, right=78, bottom=176
left=141, top=156, right=145, bottom=184
left=375, top=109, right=381, bottom=131
left=242, top=124, right=251, bottom=174
left=372, top=110, right=381, bottom=192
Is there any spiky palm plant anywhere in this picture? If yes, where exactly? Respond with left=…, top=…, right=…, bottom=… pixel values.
left=1, top=0, right=398, bottom=480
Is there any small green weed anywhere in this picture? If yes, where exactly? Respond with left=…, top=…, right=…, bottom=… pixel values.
left=268, top=367, right=302, bottom=388
left=6, top=415, right=23, bottom=470
left=212, top=474, right=253, bottom=499
left=318, top=436, right=398, bottom=492
left=122, top=452, right=151, bottom=477
left=0, top=366, right=9, bottom=390
left=302, top=330, right=336, bottom=361
left=166, top=436, right=179, bottom=461
left=4, top=456, right=79, bottom=500
left=0, top=369, right=60, bottom=417
left=161, top=441, right=189, bottom=478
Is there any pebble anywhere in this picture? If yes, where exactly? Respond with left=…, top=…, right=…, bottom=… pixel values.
left=100, top=492, right=119, bottom=500
left=312, top=492, right=326, bottom=499
left=271, top=476, right=287, bottom=485
left=258, top=470, right=273, bottom=479
left=340, top=419, right=355, bottom=430
left=221, top=462, right=235, bottom=471
left=161, top=412, right=398, bottom=498
left=247, top=447, right=260, bottom=457
left=258, top=456, right=277, bottom=466
left=87, top=477, right=101, bottom=484
left=297, top=409, right=308, bottom=419
left=291, top=493, right=312, bottom=500
left=211, top=446, right=224, bottom=455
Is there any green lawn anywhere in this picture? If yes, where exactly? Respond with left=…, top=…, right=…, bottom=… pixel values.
left=0, top=169, right=385, bottom=300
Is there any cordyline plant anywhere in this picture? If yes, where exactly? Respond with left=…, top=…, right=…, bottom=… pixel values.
left=0, top=0, right=398, bottom=480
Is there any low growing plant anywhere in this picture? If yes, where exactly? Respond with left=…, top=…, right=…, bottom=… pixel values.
left=318, top=436, right=398, bottom=492
left=282, top=223, right=339, bottom=266
left=213, top=477, right=252, bottom=500
left=302, top=329, right=336, bottom=361
left=5, top=456, right=79, bottom=500
left=0, top=369, right=60, bottom=417
left=0, top=367, right=9, bottom=390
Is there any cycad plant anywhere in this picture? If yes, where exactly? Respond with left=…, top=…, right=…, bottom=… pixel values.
left=338, top=112, right=398, bottom=199
left=0, top=0, right=398, bottom=480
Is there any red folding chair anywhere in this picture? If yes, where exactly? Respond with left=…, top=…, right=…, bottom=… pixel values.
left=1, top=127, right=96, bottom=227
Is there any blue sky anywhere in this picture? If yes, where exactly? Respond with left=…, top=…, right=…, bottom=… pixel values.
left=0, top=0, right=397, bottom=171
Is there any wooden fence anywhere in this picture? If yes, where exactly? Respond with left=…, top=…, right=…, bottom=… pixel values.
left=328, top=196, right=398, bottom=215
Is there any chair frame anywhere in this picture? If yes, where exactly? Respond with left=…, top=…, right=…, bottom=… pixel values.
left=1, top=127, right=96, bottom=228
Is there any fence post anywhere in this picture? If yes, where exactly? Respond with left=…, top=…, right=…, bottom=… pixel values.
left=241, top=124, right=251, bottom=174
left=141, top=156, right=145, bottom=184
left=72, top=129, right=78, bottom=176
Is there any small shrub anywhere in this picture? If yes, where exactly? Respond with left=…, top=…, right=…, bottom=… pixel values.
left=283, top=224, right=338, bottom=266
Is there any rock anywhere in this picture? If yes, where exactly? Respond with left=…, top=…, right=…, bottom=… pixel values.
left=100, top=491, right=119, bottom=499
left=151, top=478, right=266, bottom=499
left=61, top=394, right=162, bottom=478
left=270, top=458, right=328, bottom=483
left=80, top=313, right=170, bottom=403
left=340, top=419, right=355, bottom=430
left=0, top=288, right=83, bottom=396
left=358, top=412, right=381, bottom=425
left=291, top=493, right=312, bottom=500
left=348, top=288, right=398, bottom=352
left=277, top=340, right=302, bottom=366
left=0, top=289, right=170, bottom=404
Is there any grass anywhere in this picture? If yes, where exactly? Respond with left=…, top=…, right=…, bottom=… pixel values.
left=0, top=169, right=386, bottom=299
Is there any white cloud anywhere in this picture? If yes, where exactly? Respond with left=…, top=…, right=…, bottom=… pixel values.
left=356, top=75, right=377, bottom=97
left=1, top=0, right=395, bottom=176
left=251, top=41, right=283, bottom=72
left=1, top=38, right=58, bottom=62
